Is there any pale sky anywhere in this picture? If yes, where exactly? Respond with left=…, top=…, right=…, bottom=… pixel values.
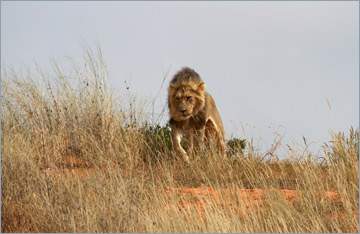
left=1, top=1, right=359, bottom=156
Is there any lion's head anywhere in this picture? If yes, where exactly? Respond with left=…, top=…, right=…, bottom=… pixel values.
left=168, top=67, right=206, bottom=121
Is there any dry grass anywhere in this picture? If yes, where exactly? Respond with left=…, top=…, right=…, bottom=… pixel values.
left=1, top=47, right=359, bottom=233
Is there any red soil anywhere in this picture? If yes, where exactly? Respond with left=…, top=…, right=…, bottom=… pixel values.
left=161, top=187, right=348, bottom=221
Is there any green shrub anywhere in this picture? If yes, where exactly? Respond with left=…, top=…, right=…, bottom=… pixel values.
left=226, top=137, right=247, bottom=157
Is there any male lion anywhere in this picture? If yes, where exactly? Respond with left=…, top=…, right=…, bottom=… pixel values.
left=167, top=67, right=226, bottom=162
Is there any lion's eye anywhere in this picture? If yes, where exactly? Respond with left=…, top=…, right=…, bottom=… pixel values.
left=187, top=96, right=192, bottom=101
left=176, top=97, right=180, bottom=102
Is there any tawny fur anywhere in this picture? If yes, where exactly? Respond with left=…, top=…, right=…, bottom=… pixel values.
left=167, top=67, right=226, bottom=162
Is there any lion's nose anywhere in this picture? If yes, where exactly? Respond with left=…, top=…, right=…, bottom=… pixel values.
left=180, top=109, right=186, bottom=114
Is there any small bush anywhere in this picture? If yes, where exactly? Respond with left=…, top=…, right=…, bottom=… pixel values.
left=226, top=137, right=247, bottom=157
left=141, top=123, right=173, bottom=163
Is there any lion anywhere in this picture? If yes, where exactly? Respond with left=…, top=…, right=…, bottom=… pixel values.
left=167, top=67, right=226, bottom=162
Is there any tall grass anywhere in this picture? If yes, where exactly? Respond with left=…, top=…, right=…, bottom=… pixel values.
left=1, top=47, right=358, bottom=232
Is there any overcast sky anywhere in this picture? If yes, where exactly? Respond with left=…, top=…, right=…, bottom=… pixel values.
left=1, top=1, right=359, bottom=156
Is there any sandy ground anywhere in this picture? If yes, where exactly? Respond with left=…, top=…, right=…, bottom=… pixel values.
left=41, top=155, right=358, bottom=223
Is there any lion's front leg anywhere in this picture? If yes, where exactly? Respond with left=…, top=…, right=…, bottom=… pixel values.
left=185, top=128, right=194, bottom=155
left=171, top=126, right=189, bottom=162
left=193, top=128, right=205, bottom=156
left=215, top=131, right=227, bottom=158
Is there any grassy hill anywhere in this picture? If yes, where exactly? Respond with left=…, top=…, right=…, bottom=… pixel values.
left=1, top=48, right=358, bottom=232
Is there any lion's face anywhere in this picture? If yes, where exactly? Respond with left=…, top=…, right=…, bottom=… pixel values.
left=168, top=81, right=206, bottom=121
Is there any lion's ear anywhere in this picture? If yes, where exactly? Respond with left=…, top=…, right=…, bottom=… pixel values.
left=197, top=82, right=206, bottom=92
left=169, top=83, right=177, bottom=91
